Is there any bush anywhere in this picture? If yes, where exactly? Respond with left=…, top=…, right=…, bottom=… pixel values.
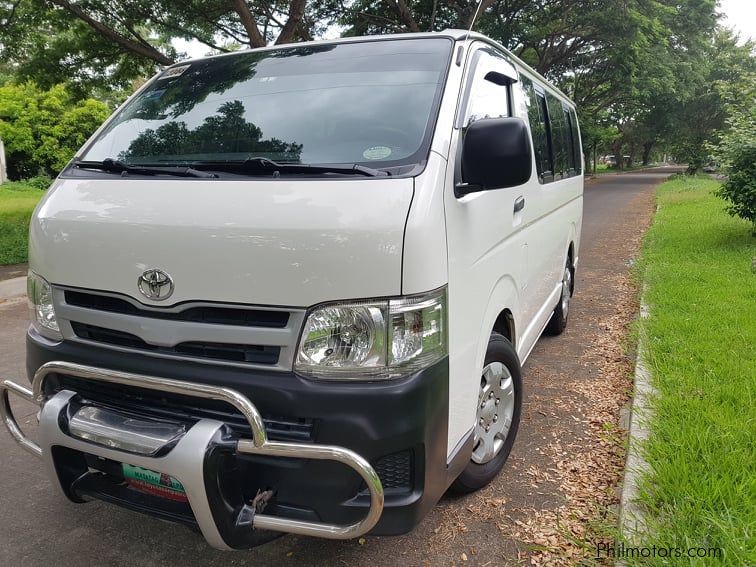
left=715, top=140, right=756, bottom=230
left=0, top=82, right=110, bottom=180
left=25, top=175, right=53, bottom=190
left=713, top=72, right=756, bottom=233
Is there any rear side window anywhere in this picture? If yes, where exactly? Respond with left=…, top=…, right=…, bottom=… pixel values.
left=567, top=107, right=582, bottom=174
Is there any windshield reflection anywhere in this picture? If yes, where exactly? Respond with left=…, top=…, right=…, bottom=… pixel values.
left=81, top=39, right=452, bottom=169
left=119, top=100, right=303, bottom=163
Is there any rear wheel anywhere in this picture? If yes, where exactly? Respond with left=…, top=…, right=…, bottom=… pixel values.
left=451, top=333, right=522, bottom=493
left=545, top=257, right=573, bottom=335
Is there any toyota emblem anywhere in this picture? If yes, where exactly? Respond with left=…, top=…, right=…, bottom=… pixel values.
left=137, top=268, right=174, bottom=301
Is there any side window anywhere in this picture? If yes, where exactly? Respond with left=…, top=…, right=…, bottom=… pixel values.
left=522, top=76, right=581, bottom=182
left=563, top=107, right=576, bottom=172
left=520, top=76, right=552, bottom=181
left=568, top=107, right=582, bottom=174
left=464, top=51, right=511, bottom=125
left=546, top=93, right=569, bottom=178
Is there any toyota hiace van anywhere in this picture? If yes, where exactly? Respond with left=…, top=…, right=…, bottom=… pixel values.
left=2, top=30, right=583, bottom=549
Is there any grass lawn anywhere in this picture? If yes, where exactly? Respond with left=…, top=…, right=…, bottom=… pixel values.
left=635, top=175, right=755, bottom=564
left=0, top=181, right=45, bottom=265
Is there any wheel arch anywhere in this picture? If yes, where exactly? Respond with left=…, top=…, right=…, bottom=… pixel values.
left=478, top=275, right=521, bottom=368
left=492, top=309, right=516, bottom=349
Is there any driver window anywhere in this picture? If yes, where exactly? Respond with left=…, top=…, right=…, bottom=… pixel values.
left=465, top=51, right=512, bottom=126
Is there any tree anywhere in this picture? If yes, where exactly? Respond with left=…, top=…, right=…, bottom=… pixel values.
left=0, top=1, right=336, bottom=95
left=663, top=31, right=756, bottom=172
left=1, top=1, right=161, bottom=98
left=713, top=71, right=756, bottom=231
left=0, top=82, right=109, bottom=178
left=579, top=110, right=618, bottom=173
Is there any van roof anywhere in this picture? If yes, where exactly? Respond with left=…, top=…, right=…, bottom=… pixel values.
left=172, top=30, right=574, bottom=107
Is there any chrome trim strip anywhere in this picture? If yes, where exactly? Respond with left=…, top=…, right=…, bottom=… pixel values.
left=1, top=360, right=384, bottom=545
left=52, top=285, right=303, bottom=315
left=57, top=303, right=294, bottom=347
left=0, top=380, right=42, bottom=457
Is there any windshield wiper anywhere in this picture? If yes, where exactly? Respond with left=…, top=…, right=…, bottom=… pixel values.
left=73, top=158, right=218, bottom=179
left=193, top=157, right=390, bottom=177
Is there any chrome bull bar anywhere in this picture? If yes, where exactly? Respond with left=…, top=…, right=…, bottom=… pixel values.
left=0, top=361, right=384, bottom=547
left=0, top=380, right=42, bottom=458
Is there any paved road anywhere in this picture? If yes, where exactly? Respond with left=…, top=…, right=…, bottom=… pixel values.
left=0, top=168, right=678, bottom=566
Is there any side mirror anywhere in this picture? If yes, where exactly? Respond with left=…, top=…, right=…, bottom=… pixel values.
left=457, top=117, right=533, bottom=196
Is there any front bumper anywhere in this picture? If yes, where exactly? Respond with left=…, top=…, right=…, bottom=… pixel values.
left=1, top=332, right=454, bottom=549
left=1, top=361, right=384, bottom=549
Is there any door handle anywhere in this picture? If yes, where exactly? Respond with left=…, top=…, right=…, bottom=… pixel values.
left=513, top=196, right=525, bottom=213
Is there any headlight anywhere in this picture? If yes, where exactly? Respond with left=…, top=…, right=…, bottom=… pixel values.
left=295, top=287, right=446, bottom=380
left=28, top=271, right=62, bottom=341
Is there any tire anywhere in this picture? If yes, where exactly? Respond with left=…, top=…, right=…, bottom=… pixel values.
left=545, top=256, right=574, bottom=336
left=450, top=333, right=523, bottom=493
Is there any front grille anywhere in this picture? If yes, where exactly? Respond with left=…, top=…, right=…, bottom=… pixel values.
left=65, top=290, right=289, bottom=328
left=50, top=375, right=314, bottom=442
left=56, top=287, right=304, bottom=370
left=70, top=322, right=280, bottom=365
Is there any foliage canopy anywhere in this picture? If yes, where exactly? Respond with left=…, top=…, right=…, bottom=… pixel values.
left=0, top=82, right=109, bottom=179
left=0, top=0, right=754, bottom=177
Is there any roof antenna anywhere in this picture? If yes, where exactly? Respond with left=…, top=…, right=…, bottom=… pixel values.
left=464, top=0, right=485, bottom=43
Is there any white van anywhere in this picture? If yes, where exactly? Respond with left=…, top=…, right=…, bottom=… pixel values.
left=1, top=30, right=582, bottom=549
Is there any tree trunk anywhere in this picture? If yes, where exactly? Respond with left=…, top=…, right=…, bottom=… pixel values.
left=611, top=140, right=623, bottom=170
left=391, top=0, right=420, bottom=32
left=642, top=141, right=654, bottom=165
left=276, top=0, right=307, bottom=44
left=233, top=0, right=266, bottom=47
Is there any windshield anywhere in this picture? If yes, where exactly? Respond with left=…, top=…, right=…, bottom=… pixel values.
left=79, top=38, right=452, bottom=172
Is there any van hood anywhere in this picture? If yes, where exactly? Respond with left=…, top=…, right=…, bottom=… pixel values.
left=30, top=177, right=413, bottom=307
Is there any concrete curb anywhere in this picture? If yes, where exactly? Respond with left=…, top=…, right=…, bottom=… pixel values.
left=0, top=276, right=26, bottom=300
left=618, top=298, right=657, bottom=542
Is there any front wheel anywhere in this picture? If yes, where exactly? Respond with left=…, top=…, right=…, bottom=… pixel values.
left=450, top=333, right=522, bottom=493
